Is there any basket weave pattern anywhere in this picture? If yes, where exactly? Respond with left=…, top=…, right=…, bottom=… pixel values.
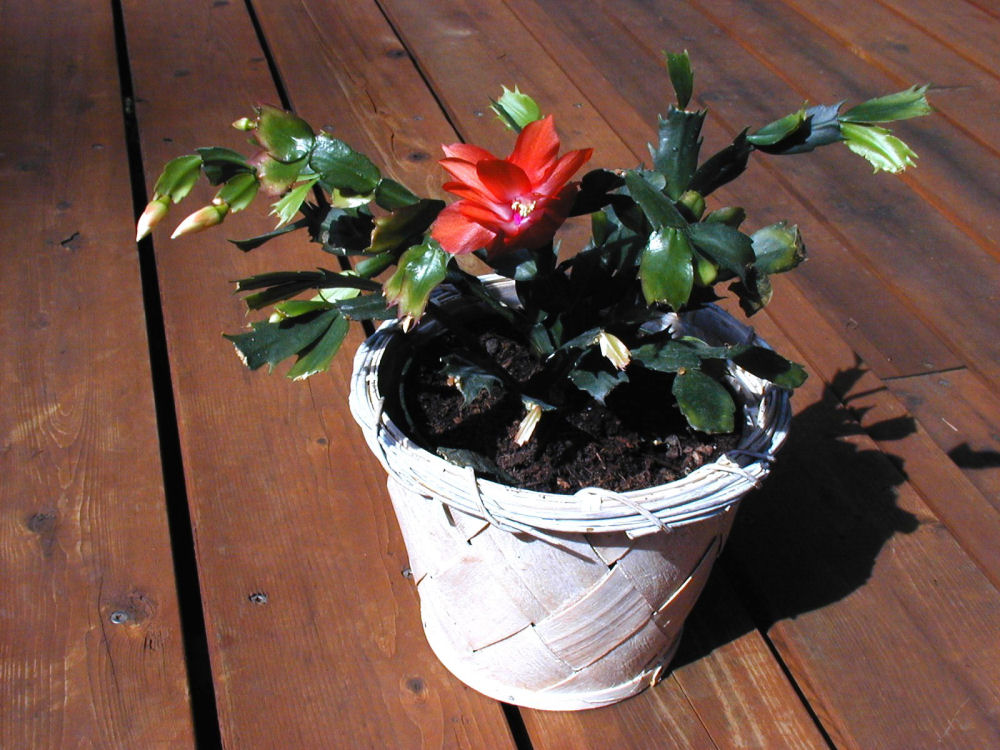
left=386, top=476, right=735, bottom=709
left=348, top=283, right=791, bottom=710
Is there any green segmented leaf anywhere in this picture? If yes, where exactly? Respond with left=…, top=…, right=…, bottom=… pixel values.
left=374, top=178, right=420, bottom=209
left=334, top=293, right=397, bottom=320
left=665, top=50, right=693, bottom=110
left=649, top=107, right=706, bottom=198
left=271, top=177, right=319, bottom=227
left=624, top=171, right=687, bottom=230
left=152, top=154, right=203, bottom=201
left=704, top=206, right=746, bottom=228
left=631, top=341, right=702, bottom=373
left=840, top=122, right=918, bottom=173
left=271, top=299, right=334, bottom=319
left=230, top=218, right=309, bottom=253
left=748, top=109, right=807, bottom=146
left=196, top=146, right=252, bottom=185
left=224, top=308, right=340, bottom=371
left=686, top=222, right=754, bottom=281
left=254, top=105, right=315, bottom=162
left=368, top=199, right=445, bottom=256
left=216, top=172, right=259, bottom=213
left=491, top=85, right=543, bottom=131
left=751, top=222, right=806, bottom=274
left=256, top=153, right=309, bottom=196
left=732, top=346, right=807, bottom=389
left=753, top=102, right=844, bottom=156
left=841, top=85, right=931, bottom=124
left=440, top=355, right=504, bottom=405
left=286, top=313, right=350, bottom=380
left=568, top=366, right=629, bottom=404
left=383, top=238, right=448, bottom=323
left=639, top=227, right=694, bottom=310
left=311, top=134, right=381, bottom=195
left=672, top=369, right=736, bottom=434
left=689, top=130, right=752, bottom=197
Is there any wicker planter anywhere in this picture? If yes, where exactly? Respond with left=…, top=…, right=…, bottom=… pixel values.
left=349, top=278, right=791, bottom=711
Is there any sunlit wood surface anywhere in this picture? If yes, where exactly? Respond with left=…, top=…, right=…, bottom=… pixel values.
left=3, top=0, right=999, bottom=747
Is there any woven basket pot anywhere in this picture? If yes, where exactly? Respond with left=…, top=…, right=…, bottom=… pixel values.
left=349, top=277, right=791, bottom=711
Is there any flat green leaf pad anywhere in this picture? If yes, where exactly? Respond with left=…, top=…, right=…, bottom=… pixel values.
left=672, top=369, right=736, bottom=434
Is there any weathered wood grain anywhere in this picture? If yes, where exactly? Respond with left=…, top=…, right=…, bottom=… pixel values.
left=377, top=0, right=835, bottom=744
left=6, top=0, right=994, bottom=746
left=889, top=368, right=1000, bottom=512
left=0, top=1, right=195, bottom=746
left=123, top=0, right=516, bottom=746
left=514, top=0, right=966, bottom=380
left=377, top=1, right=1000, bottom=747
left=592, top=0, right=1000, bottom=385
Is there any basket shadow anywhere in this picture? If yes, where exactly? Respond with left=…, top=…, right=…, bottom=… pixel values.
left=671, top=363, right=921, bottom=669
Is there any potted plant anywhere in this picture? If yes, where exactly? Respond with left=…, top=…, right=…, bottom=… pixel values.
left=137, top=52, right=931, bottom=710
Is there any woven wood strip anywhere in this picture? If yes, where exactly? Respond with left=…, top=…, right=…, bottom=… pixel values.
left=351, top=277, right=790, bottom=709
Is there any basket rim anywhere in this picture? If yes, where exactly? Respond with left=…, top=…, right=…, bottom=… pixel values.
left=349, top=279, right=791, bottom=537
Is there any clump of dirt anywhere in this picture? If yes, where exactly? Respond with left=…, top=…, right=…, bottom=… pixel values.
left=398, top=328, right=739, bottom=494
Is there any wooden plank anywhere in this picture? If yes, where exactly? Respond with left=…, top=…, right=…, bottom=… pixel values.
left=376, top=0, right=834, bottom=745
left=889, top=368, right=1000, bottom=512
left=668, top=573, right=830, bottom=749
left=874, top=0, right=1000, bottom=77
left=747, top=285, right=1000, bottom=591
left=583, top=0, right=1000, bottom=385
left=697, top=0, right=1000, bottom=264
left=378, top=1, right=1000, bottom=746
left=245, top=0, right=457, bottom=199
left=0, top=1, right=195, bottom=747
left=122, top=0, right=516, bottom=746
left=723, top=374, right=1000, bottom=748
left=509, top=0, right=962, bottom=380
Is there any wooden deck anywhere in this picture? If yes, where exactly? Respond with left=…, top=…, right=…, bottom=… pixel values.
left=3, top=0, right=1000, bottom=747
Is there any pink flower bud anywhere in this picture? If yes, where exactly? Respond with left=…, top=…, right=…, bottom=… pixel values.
left=171, top=204, right=228, bottom=239
left=135, top=197, right=170, bottom=241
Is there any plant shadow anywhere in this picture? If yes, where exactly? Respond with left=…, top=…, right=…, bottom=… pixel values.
left=949, top=442, right=1000, bottom=470
left=672, top=363, right=922, bottom=668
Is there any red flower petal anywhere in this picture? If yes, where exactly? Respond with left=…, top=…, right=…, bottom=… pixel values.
left=439, top=156, right=489, bottom=188
left=431, top=203, right=497, bottom=255
left=509, top=115, right=560, bottom=183
left=442, top=142, right=496, bottom=163
left=441, top=181, right=504, bottom=209
left=458, top=200, right=511, bottom=226
left=477, top=159, right=532, bottom=204
left=534, top=147, right=593, bottom=196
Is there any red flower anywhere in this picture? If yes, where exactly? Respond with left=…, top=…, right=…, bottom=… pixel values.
left=430, top=116, right=593, bottom=257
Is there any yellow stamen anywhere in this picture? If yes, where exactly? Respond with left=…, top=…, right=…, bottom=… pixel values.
left=511, top=198, right=536, bottom=219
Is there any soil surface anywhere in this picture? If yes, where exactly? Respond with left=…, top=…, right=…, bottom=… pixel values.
left=399, top=328, right=739, bottom=494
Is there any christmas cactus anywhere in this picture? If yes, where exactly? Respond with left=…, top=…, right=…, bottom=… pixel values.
left=137, top=52, right=931, bottom=446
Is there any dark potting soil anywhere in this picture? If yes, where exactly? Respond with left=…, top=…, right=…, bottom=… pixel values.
left=400, top=329, right=739, bottom=495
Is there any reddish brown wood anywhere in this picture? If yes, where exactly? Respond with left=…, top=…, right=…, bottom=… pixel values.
left=691, top=0, right=1000, bottom=263
left=7, top=0, right=1000, bottom=746
left=584, top=0, right=1000, bottom=385
left=249, top=0, right=458, bottom=198
left=874, top=0, right=1000, bottom=77
left=376, top=0, right=834, bottom=745
left=0, top=1, right=195, bottom=746
left=122, top=0, right=515, bottom=746
left=889, top=368, right=1000, bottom=512
left=746, top=285, right=1000, bottom=591
left=511, top=0, right=964, bottom=380
left=377, top=1, right=1000, bottom=747
left=668, top=574, right=830, bottom=749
